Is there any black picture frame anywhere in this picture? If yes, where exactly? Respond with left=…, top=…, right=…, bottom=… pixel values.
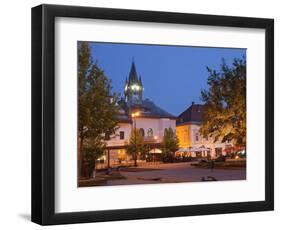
left=31, top=4, right=274, bottom=225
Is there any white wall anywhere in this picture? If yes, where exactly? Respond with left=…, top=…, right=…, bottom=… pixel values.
left=189, top=124, right=233, bottom=157
left=106, top=117, right=176, bottom=147
left=106, top=122, right=132, bottom=147
left=136, top=117, right=176, bottom=140
left=0, top=0, right=279, bottom=229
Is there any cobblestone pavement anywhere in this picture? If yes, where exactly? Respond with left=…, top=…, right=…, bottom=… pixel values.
left=105, top=162, right=246, bottom=186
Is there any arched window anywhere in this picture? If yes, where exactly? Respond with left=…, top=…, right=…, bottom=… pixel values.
left=139, top=128, right=145, bottom=137
left=147, top=128, right=153, bottom=137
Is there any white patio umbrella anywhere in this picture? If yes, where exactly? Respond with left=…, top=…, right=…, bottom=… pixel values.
left=197, top=147, right=211, bottom=151
left=176, top=148, right=190, bottom=152
left=149, top=148, right=162, bottom=154
left=177, top=147, right=210, bottom=152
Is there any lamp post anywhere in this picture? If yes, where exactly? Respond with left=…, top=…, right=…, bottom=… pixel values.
left=153, top=136, right=158, bottom=163
left=131, top=112, right=140, bottom=166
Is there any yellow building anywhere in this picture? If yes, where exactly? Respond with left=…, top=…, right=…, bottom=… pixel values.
left=176, top=102, right=233, bottom=158
left=176, top=124, right=192, bottom=149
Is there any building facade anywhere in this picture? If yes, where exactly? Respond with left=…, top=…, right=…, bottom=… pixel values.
left=105, top=61, right=177, bottom=165
left=176, top=103, right=233, bottom=158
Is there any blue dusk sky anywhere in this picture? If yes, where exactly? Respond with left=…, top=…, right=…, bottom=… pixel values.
left=87, top=42, right=246, bottom=116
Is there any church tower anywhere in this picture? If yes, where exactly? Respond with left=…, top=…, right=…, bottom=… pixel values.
left=124, top=60, right=144, bottom=104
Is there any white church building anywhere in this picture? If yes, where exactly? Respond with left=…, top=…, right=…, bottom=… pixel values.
left=105, top=61, right=176, bottom=165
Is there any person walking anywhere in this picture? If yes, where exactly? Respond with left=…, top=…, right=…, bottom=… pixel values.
left=210, top=159, right=215, bottom=172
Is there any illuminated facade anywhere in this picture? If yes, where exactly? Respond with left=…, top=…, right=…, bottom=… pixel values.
left=176, top=103, right=233, bottom=158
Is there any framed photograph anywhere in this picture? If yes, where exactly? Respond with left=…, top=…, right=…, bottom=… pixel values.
left=31, top=4, right=274, bottom=225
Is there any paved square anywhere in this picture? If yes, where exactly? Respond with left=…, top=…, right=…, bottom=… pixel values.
left=104, top=162, right=246, bottom=186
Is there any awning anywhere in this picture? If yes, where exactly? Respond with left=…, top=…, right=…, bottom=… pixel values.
left=176, top=147, right=211, bottom=153
left=149, top=148, right=162, bottom=154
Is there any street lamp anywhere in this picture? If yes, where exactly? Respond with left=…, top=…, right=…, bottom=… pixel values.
left=131, top=112, right=140, bottom=166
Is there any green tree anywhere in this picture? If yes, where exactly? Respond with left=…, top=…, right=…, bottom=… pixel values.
left=200, top=57, right=246, bottom=145
left=161, top=128, right=179, bottom=161
left=125, top=129, right=145, bottom=166
left=78, top=41, right=119, bottom=178
left=140, top=144, right=150, bottom=160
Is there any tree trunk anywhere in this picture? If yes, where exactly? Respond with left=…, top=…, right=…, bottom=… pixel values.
left=78, top=135, right=84, bottom=180
left=134, top=152, right=137, bottom=166
left=92, top=161, right=96, bottom=178
left=107, top=149, right=110, bottom=168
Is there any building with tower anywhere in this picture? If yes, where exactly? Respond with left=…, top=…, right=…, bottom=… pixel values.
left=105, top=60, right=177, bottom=165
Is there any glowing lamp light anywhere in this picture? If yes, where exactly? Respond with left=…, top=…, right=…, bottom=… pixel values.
left=131, top=111, right=140, bottom=117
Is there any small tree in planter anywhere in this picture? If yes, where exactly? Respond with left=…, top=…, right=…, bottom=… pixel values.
left=125, top=129, right=145, bottom=166
left=82, top=140, right=105, bottom=178
left=161, top=128, right=179, bottom=163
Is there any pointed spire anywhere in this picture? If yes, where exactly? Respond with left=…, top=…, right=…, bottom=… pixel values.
left=128, top=59, right=138, bottom=83
left=139, top=75, right=143, bottom=86
left=124, top=77, right=128, bottom=90
left=124, top=59, right=144, bottom=104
